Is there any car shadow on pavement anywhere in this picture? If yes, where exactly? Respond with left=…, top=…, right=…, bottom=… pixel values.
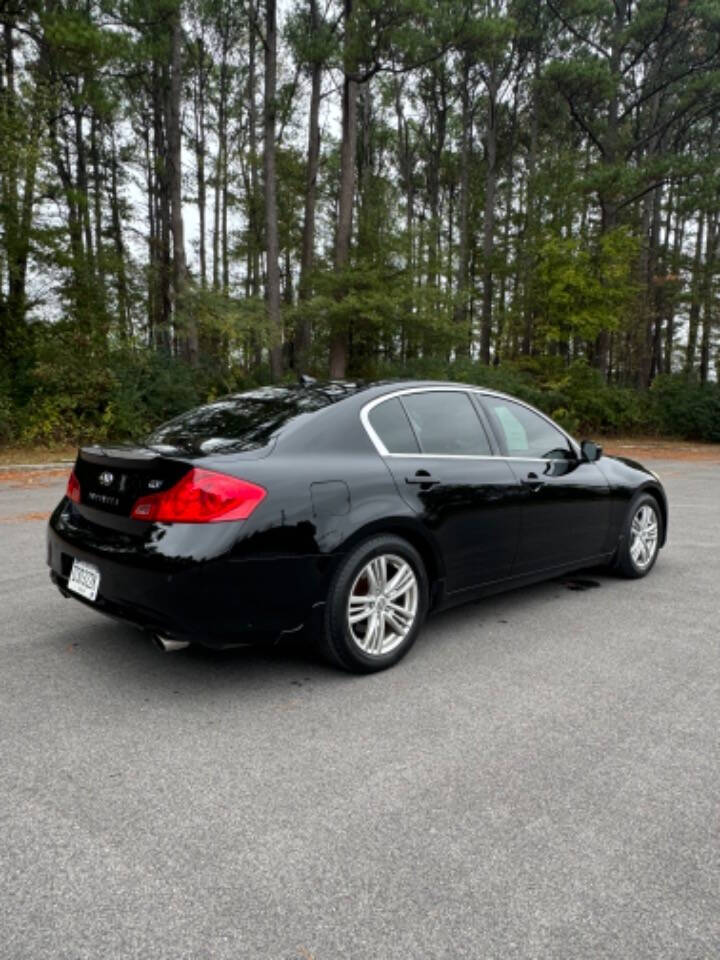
left=52, top=563, right=618, bottom=700
left=58, top=615, right=354, bottom=701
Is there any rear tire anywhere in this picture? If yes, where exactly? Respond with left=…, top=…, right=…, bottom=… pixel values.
left=319, top=535, right=429, bottom=673
left=614, top=492, right=662, bottom=579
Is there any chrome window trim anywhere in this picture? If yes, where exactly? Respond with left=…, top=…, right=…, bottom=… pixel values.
left=385, top=452, right=555, bottom=463
left=360, top=385, right=581, bottom=462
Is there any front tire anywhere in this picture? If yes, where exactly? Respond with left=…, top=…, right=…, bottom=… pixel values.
left=320, top=535, right=429, bottom=673
left=615, top=492, right=662, bottom=579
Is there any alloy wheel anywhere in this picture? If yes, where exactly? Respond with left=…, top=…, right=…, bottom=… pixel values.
left=629, top=503, right=659, bottom=572
left=347, top=554, right=419, bottom=656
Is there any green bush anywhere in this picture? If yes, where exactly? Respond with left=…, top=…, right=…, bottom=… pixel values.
left=3, top=341, right=719, bottom=447
left=375, top=356, right=566, bottom=415
left=375, top=357, right=647, bottom=438
left=15, top=324, right=234, bottom=445
left=542, top=360, right=646, bottom=436
left=99, top=350, right=203, bottom=441
left=0, top=390, right=16, bottom=444
left=649, top=375, right=720, bottom=442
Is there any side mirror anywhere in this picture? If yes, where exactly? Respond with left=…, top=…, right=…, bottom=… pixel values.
left=580, top=439, right=602, bottom=462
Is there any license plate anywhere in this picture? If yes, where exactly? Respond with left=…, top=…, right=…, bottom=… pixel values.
left=68, top=560, right=101, bottom=602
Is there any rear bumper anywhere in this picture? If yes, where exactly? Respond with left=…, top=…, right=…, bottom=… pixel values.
left=47, top=507, right=332, bottom=647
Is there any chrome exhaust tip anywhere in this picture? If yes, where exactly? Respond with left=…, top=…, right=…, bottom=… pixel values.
left=153, top=634, right=190, bottom=653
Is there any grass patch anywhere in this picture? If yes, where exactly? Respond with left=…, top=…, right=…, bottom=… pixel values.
left=0, top=445, right=77, bottom=466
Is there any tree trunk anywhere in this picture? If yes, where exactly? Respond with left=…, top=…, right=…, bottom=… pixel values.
left=248, top=6, right=261, bottom=299
left=454, top=55, right=472, bottom=356
left=212, top=58, right=223, bottom=290
left=685, top=213, right=705, bottom=375
left=109, top=134, right=130, bottom=339
left=154, top=60, right=172, bottom=349
left=90, top=115, right=104, bottom=287
left=1, top=21, right=39, bottom=377
left=194, top=37, right=207, bottom=288
left=638, top=184, right=662, bottom=387
left=497, top=84, right=518, bottom=362
left=521, top=57, right=540, bottom=356
left=664, top=205, right=684, bottom=374
left=221, top=104, right=229, bottom=292
left=295, top=0, right=322, bottom=372
left=422, top=61, right=448, bottom=307
left=167, top=5, right=197, bottom=364
left=594, top=0, right=625, bottom=378
left=74, top=102, right=95, bottom=282
left=699, top=213, right=717, bottom=385
left=330, top=1, right=357, bottom=379
left=48, top=110, right=88, bottom=326
left=141, top=114, right=156, bottom=342
left=394, top=78, right=415, bottom=361
left=264, top=0, right=283, bottom=380
left=480, top=79, right=497, bottom=365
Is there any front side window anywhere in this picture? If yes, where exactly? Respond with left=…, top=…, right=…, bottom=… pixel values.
left=484, top=398, right=572, bottom=460
left=400, top=391, right=492, bottom=456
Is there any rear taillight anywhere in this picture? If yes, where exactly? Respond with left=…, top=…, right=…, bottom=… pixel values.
left=130, top=468, right=266, bottom=523
left=66, top=469, right=81, bottom=504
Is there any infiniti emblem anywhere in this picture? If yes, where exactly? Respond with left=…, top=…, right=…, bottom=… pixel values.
left=98, top=471, right=114, bottom=487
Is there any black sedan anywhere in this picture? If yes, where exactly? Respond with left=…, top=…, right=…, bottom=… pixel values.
left=47, top=380, right=667, bottom=672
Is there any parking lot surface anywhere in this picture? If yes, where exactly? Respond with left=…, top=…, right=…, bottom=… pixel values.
left=1, top=461, right=719, bottom=959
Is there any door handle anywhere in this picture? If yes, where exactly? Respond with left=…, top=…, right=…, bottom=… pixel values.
left=521, top=472, right=545, bottom=491
left=405, top=471, right=440, bottom=487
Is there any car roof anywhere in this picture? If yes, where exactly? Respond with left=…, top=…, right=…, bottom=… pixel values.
left=351, top=379, right=513, bottom=400
left=324, top=379, right=522, bottom=412
left=259, top=379, right=521, bottom=451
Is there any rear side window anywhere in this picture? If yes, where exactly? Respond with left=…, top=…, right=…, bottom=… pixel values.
left=368, top=398, right=420, bottom=453
left=148, top=387, right=332, bottom=454
left=400, top=391, right=492, bottom=456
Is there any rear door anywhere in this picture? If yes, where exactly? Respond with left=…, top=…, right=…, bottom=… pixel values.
left=479, top=395, right=611, bottom=575
left=365, top=389, right=520, bottom=594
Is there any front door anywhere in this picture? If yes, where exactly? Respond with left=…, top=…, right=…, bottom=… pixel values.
left=366, top=390, right=520, bottom=593
left=479, top=395, right=611, bottom=576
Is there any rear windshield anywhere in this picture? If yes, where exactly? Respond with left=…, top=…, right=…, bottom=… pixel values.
left=147, top=387, right=333, bottom=454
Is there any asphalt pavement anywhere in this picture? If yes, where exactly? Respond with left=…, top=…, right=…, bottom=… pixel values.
left=1, top=461, right=719, bottom=960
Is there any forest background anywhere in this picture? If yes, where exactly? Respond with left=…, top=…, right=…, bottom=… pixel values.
left=1, top=0, right=720, bottom=448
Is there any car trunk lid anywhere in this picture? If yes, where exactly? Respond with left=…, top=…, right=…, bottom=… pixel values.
left=73, top=445, right=192, bottom=517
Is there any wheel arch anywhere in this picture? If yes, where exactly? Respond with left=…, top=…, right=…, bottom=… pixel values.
left=639, top=482, right=668, bottom=546
left=336, top=518, right=445, bottom=608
